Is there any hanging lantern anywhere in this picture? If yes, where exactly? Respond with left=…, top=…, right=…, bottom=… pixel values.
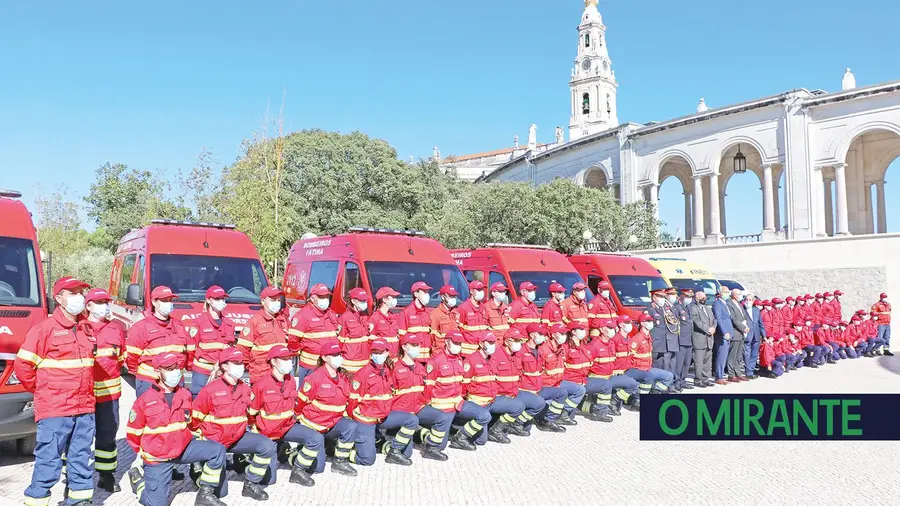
left=733, top=144, right=747, bottom=174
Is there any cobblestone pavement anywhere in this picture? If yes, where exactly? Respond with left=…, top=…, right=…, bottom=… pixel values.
left=1, top=356, right=898, bottom=506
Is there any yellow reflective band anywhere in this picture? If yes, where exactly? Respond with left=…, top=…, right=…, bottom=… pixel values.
left=615, top=390, right=631, bottom=401
left=140, top=421, right=188, bottom=435
left=311, top=400, right=346, bottom=413
left=143, top=344, right=187, bottom=355
left=470, top=375, right=495, bottom=383
left=203, top=463, right=221, bottom=476
left=136, top=483, right=146, bottom=499
left=126, top=345, right=144, bottom=356
left=352, top=407, right=381, bottom=424
left=94, top=378, right=121, bottom=388
left=495, top=375, right=519, bottom=382
left=518, top=412, right=533, bottom=421
left=612, top=369, right=625, bottom=375
left=435, top=375, right=463, bottom=384
left=299, top=416, right=329, bottom=432
left=500, top=413, right=517, bottom=423
left=594, top=356, right=615, bottom=364
left=260, top=409, right=294, bottom=421
left=286, top=329, right=305, bottom=338
left=398, top=426, right=415, bottom=435
left=565, top=398, right=578, bottom=408
left=544, top=368, right=564, bottom=376
left=460, top=343, right=480, bottom=353
left=589, top=373, right=611, bottom=379
left=95, top=448, right=117, bottom=459
left=522, top=371, right=541, bottom=377
left=394, top=385, right=425, bottom=395
left=430, top=396, right=463, bottom=409
left=358, top=393, right=392, bottom=401
left=466, top=394, right=494, bottom=406
left=198, top=341, right=228, bottom=351
left=491, top=324, right=510, bottom=330
left=407, top=326, right=431, bottom=333
left=654, top=382, right=669, bottom=391
left=615, top=351, right=628, bottom=357
left=16, top=349, right=42, bottom=365
left=194, top=412, right=247, bottom=426
left=514, top=318, right=540, bottom=323
left=68, top=489, right=93, bottom=500
left=459, top=324, right=489, bottom=331
left=252, top=455, right=271, bottom=465
left=136, top=363, right=159, bottom=378
left=597, top=393, right=612, bottom=400
left=95, top=347, right=120, bottom=358
left=633, top=352, right=652, bottom=358
left=38, top=357, right=94, bottom=369
left=429, top=429, right=446, bottom=438
left=252, top=342, right=281, bottom=352
left=395, top=435, right=410, bottom=445
left=565, top=362, right=590, bottom=370
left=247, top=464, right=267, bottom=476
left=24, top=496, right=50, bottom=506
left=192, top=359, right=216, bottom=372
left=236, top=338, right=254, bottom=348
left=300, top=446, right=318, bottom=457
left=200, top=473, right=220, bottom=485
left=463, top=420, right=482, bottom=435
left=95, top=461, right=117, bottom=471
left=306, top=330, right=339, bottom=339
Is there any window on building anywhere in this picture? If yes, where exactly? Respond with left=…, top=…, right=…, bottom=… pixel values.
left=598, top=34, right=603, bottom=47
left=584, top=33, right=590, bottom=47
left=607, top=94, right=612, bottom=114
left=582, top=93, right=590, bottom=115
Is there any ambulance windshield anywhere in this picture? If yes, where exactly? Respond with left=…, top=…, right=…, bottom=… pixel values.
left=364, top=261, right=470, bottom=308
left=508, top=271, right=594, bottom=308
left=606, top=275, right=668, bottom=307
left=150, top=254, right=268, bottom=303
left=669, top=278, right=721, bottom=298
left=0, top=237, right=41, bottom=307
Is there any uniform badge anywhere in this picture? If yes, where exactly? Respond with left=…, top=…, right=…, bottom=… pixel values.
left=631, top=342, right=637, bottom=349
left=129, top=410, right=136, bottom=423
left=463, top=363, right=471, bottom=372
left=242, top=327, right=251, bottom=336
left=426, top=363, right=433, bottom=374
left=189, top=327, right=198, bottom=338
left=352, top=381, right=361, bottom=390
left=303, top=382, right=312, bottom=393
left=292, top=318, right=298, bottom=327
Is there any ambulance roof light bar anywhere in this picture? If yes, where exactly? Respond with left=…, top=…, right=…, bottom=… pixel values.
left=150, top=219, right=236, bottom=230
left=0, top=189, right=22, bottom=198
left=485, top=243, right=554, bottom=250
left=347, top=226, right=427, bottom=237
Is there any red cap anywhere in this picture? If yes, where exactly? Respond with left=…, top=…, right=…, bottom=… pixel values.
left=153, top=352, right=184, bottom=369
left=597, top=280, right=611, bottom=290
left=815, top=293, right=823, bottom=299
left=841, top=320, right=849, bottom=326
left=376, top=286, right=400, bottom=299
left=519, top=281, right=537, bottom=292
left=650, top=288, right=666, bottom=295
left=319, top=339, right=342, bottom=357
left=218, top=347, right=244, bottom=364
left=206, top=285, right=229, bottom=299
left=480, top=332, right=497, bottom=343
left=572, top=282, right=587, bottom=291
left=680, top=288, right=695, bottom=295
left=348, top=287, right=369, bottom=301
left=548, top=282, right=565, bottom=293
left=309, top=284, right=331, bottom=297
left=260, top=286, right=283, bottom=299
left=490, top=282, right=507, bottom=292
left=440, top=285, right=460, bottom=296
left=150, top=285, right=178, bottom=301
left=410, top=281, right=432, bottom=293
left=772, top=297, right=784, bottom=304
left=84, top=288, right=112, bottom=304
left=504, top=328, right=525, bottom=341
left=823, top=292, right=832, bottom=297
left=467, top=280, right=485, bottom=291
left=792, top=319, right=804, bottom=326
left=754, top=300, right=763, bottom=307
left=567, top=321, right=586, bottom=331
left=400, top=333, right=423, bottom=346
left=804, top=294, right=813, bottom=300
left=268, top=345, right=293, bottom=360
left=548, top=323, right=567, bottom=335
left=851, top=315, right=861, bottom=322
left=370, top=339, right=388, bottom=353
left=870, top=311, right=879, bottom=318
left=444, top=330, right=464, bottom=344
left=601, top=319, right=617, bottom=329
left=53, top=276, right=89, bottom=297
left=804, top=315, right=813, bottom=321
left=856, top=309, right=866, bottom=315
left=881, top=293, right=888, bottom=299
left=834, top=290, right=844, bottom=296
left=785, top=296, right=795, bottom=302
left=526, top=323, right=547, bottom=335
left=638, top=313, right=654, bottom=323
left=616, top=315, right=632, bottom=325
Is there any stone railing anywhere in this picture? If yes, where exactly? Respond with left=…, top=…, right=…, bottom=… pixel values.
left=724, top=234, right=761, bottom=245
left=659, top=240, right=691, bottom=249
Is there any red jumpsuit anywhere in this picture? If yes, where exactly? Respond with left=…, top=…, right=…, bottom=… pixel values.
left=429, top=304, right=459, bottom=360
left=586, top=337, right=617, bottom=379
left=629, top=330, right=654, bottom=371
left=489, top=347, right=520, bottom=397
left=187, top=312, right=236, bottom=376
left=515, top=345, right=545, bottom=394
left=191, top=377, right=250, bottom=447
left=126, top=385, right=193, bottom=463
left=369, top=310, right=399, bottom=358
left=288, top=305, right=340, bottom=370
left=538, top=341, right=565, bottom=388
left=462, top=351, right=497, bottom=407
left=126, top=311, right=191, bottom=383
left=541, top=299, right=564, bottom=327
left=611, top=332, right=633, bottom=375
left=424, top=352, right=465, bottom=412
left=587, top=296, right=618, bottom=336
left=296, top=367, right=352, bottom=433
left=506, top=299, right=541, bottom=336
left=237, top=310, right=288, bottom=383
left=391, top=360, right=429, bottom=414
left=348, top=362, right=394, bottom=424
left=248, top=373, right=298, bottom=440
left=872, top=301, right=891, bottom=325
left=457, top=300, right=490, bottom=356
left=562, top=341, right=592, bottom=385
left=809, top=301, right=823, bottom=325
left=396, top=303, right=432, bottom=358
left=82, top=319, right=126, bottom=403
left=560, top=296, right=590, bottom=326
left=484, top=300, right=510, bottom=339
left=338, top=307, right=371, bottom=373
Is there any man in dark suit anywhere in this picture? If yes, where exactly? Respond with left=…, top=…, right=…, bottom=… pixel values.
left=712, top=286, right=734, bottom=385
left=742, top=294, right=766, bottom=379
left=673, top=288, right=695, bottom=390
left=648, top=288, right=680, bottom=391
left=690, top=290, right=717, bottom=387
left=726, top=289, right=750, bottom=382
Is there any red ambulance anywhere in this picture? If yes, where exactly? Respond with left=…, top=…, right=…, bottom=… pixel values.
left=568, top=252, right=670, bottom=321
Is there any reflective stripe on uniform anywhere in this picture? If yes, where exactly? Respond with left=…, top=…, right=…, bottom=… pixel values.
left=37, top=357, right=94, bottom=369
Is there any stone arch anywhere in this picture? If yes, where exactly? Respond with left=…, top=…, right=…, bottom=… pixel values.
left=834, top=121, right=900, bottom=166
left=707, top=135, right=770, bottom=176
left=575, top=164, right=612, bottom=188
left=838, top=125, right=900, bottom=235
left=650, top=149, right=697, bottom=184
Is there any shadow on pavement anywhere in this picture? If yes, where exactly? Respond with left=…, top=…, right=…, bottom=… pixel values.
left=877, top=355, right=900, bottom=375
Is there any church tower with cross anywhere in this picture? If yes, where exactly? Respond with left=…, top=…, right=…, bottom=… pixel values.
left=569, top=0, right=618, bottom=141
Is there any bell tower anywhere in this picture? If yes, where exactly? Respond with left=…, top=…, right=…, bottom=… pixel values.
left=569, top=0, right=618, bottom=141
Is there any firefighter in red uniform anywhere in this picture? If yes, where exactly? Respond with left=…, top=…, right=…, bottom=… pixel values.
left=288, top=283, right=340, bottom=382
left=630, top=313, right=675, bottom=392
left=544, top=323, right=586, bottom=425
left=506, top=281, right=541, bottom=335
left=781, top=297, right=796, bottom=336
left=127, top=285, right=191, bottom=398
left=560, top=282, right=590, bottom=326
left=429, top=285, right=460, bottom=361
left=424, top=331, right=492, bottom=451
left=187, top=285, right=236, bottom=397
left=587, top=280, right=618, bottom=337
left=348, top=339, right=417, bottom=467
left=562, top=321, right=613, bottom=422
left=810, top=293, right=824, bottom=326
left=815, top=319, right=838, bottom=364
left=485, top=282, right=510, bottom=339
left=338, top=287, right=372, bottom=373
left=541, top=282, right=566, bottom=326
left=190, top=348, right=275, bottom=500
left=832, top=290, right=845, bottom=319
left=588, top=320, right=640, bottom=413
left=517, top=324, right=567, bottom=433
left=15, top=277, right=96, bottom=506
left=292, top=340, right=358, bottom=476
left=462, top=332, right=527, bottom=445
left=457, top=280, right=491, bottom=356
left=125, top=352, right=227, bottom=506
left=612, top=315, right=655, bottom=397
left=237, top=286, right=288, bottom=384
left=872, top=292, right=892, bottom=355
left=370, top=286, right=401, bottom=357
left=397, top=281, right=434, bottom=357
left=82, top=288, right=126, bottom=492
left=799, top=316, right=822, bottom=367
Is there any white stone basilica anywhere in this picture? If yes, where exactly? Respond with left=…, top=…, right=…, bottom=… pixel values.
left=445, top=0, right=900, bottom=246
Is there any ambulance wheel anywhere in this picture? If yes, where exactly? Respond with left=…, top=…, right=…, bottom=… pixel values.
left=16, top=434, right=37, bottom=456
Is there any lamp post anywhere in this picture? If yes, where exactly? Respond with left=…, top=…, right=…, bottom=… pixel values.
left=733, top=144, right=747, bottom=174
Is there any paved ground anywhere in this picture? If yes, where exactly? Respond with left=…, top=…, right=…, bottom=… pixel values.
left=1, top=355, right=898, bottom=506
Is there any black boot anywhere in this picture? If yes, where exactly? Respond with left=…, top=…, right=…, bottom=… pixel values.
left=331, top=457, right=357, bottom=476
left=195, top=485, right=226, bottom=506
left=449, top=430, right=476, bottom=451
left=277, top=442, right=295, bottom=465
left=557, top=412, right=578, bottom=426
left=536, top=420, right=566, bottom=433
left=506, top=421, right=530, bottom=437
left=188, top=463, right=201, bottom=485
left=70, top=501, right=92, bottom=506
left=242, top=481, right=269, bottom=501
left=884, top=350, right=895, bottom=356
left=98, top=471, right=121, bottom=493
left=385, top=447, right=413, bottom=466
left=487, top=423, right=511, bottom=444
left=421, top=446, right=449, bottom=461
left=590, top=405, right=614, bottom=422
left=625, top=396, right=641, bottom=412
left=681, top=381, right=695, bottom=389
left=609, top=399, right=622, bottom=416
left=288, top=466, right=315, bottom=487
left=172, top=468, right=185, bottom=481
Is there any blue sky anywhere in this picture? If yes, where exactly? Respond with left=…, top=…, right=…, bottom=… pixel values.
left=1, top=0, right=898, bottom=236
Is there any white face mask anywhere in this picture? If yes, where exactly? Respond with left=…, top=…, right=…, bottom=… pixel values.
left=642, top=322, right=654, bottom=331
left=604, top=329, right=616, bottom=338
left=447, top=342, right=462, bottom=355
left=601, top=290, right=610, bottom=299
left=483, top=343, right=496, bottom=356
left=225, top=363, right=245, bottom=381
left=525, top=291, right=536, bottom=302
left=575, top=329, right=586, bottom=340
left=508, top=341, right=522, bottom=353
left=387, top=297, right=398, bottom=308
left=493, top=293, right=507, bottom=304
left=315, top=297, right=330, bottom=311
left=210, top=299, right=227, bottom=313
left=654, top=297, right=665, bottom=305
left=326, top=356, right=344, bottom=370
left=666, top=295, right=677, bottom=304
left=744, top=300, right=753, bottom=308
left=64, top=293, right=86, bottom=316
left=156, top=301, right=174, bottom=317
left=416, top=292, right=431, bottom=306
left=883, top=298, right=889, bottom=304
left=371, top=352, right=388, bottom=366
left=445, top=296, right=458, bottom=307
left=623, top=323, right=633, bottom=333
left=162, top=369, right=182, bottom=388
left=353, top=300, right=368, bottom=312
left=265, top=300, right=282, bottom=314
left=553, top=292, right=565, bottom=302
left=275, top=359, right=293, bottom=375
left=574, top=290, right=586, bottom=301
left=89, top=303, right=110, bottom=320
left=472, top=290, right=484, bottom=302
left=405, top=346, right=421, bottom=359
left=775, top=304, right=784, bottom=310
left=533, top=334, right=546, bottom=345
left=554, top=334, right=567, bottom=345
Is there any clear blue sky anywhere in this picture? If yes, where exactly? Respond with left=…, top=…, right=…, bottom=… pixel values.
left=1, top=0, right=898, bottom=236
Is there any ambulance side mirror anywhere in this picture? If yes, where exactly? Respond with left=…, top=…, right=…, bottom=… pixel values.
left=125, top=284, right=143, bottom=307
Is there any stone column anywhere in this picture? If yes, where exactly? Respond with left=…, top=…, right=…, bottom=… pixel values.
left=823, top=177, right=834, bottom=236
left=875, top=181, right=887, bottom=233
left=719, top=191, right=727, bottom=237
left=865, top=182, right=875, bottom=234
left=692, top=175, right=705, bottom=242
left=762, top=164, right=775, bottom=238
left=773, top=181, right=781, bottom=232
left=649, top=183, right=659, bottom=220
left=683, top=191, right=693, bottom=239
left=834, top=163, right=850, bottom=236
left=708, top=172, right=721, bottom=242
left=813, top=167, right=827, bottom=237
